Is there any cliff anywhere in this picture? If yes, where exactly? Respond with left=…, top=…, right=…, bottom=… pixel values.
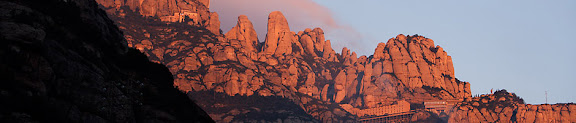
left=96, top=0, right=473, bottom=121
left=0, top=0, right=213, bottom=122
left=447, top=90, right=576, bottom=122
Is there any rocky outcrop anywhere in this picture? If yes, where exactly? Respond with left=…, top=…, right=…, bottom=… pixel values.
left=447, top=90, right=576, bottom=123
left=199, top=0, right=209, bottom=8
left=322, top=40, right=338, bottom=62
left=225, top=15, right=258, bottom=59
left=102, top=4, right=356, bottom=121
left=298, top=28, right=326, bottom=57
left=97, top=0, right=473, bottom=121
left=262, top=11, right=304, bottom=57
left=360, top=34, right=470, bottom=106
left=207, top=12, right=220, bottom=34
left=96, top=0, right=220, bottom=32
left=0, top=0, right=213, bottom=122
left=297, top=34, right=472, bottom=109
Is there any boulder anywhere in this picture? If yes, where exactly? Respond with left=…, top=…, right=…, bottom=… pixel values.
left=299, top=32, right=316, bottom=56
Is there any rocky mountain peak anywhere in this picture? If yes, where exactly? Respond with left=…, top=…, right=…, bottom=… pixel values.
left=262, top=11, right=301, bottom=56
left=96, top=2, right=472, bottom=120
left=225, top=15, right=258, bottom=58
left=267, top=11, right=291, bottom=34
left=361, top=34, right=470, bottom=106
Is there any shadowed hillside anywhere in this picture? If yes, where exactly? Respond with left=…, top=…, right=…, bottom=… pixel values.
left=0, top=0, right=213, bottom=122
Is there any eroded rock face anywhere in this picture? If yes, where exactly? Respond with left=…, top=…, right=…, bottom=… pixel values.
left=262, top=11, right=286, bottom=55
left=368, top=34, right=471, bottom=101
left=96, top=0, right=219, bottom=30
left=100, top=4, right=355, bottom=121
left=298, top=28, right=326, bottom=56
left=225, top=15, right=258, bottom=59
left=207, top=12, right=220, bottom=34
left=322, top=40, right=338, bottom=62
left=324, top=34, right=472, bottom=108
left=226, top=15, right=258, bottom=50
left=0, top=0, right=213, bottom=122
left=447, top=90, right=576, bottom=123
left=262, top=11, right=304, bottom=57
left=97, top=0, right=474, bottom=121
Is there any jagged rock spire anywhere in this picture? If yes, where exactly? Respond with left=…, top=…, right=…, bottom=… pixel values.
left=226, top=15, right=258, bottom=59
left=262, top=11, right=303, bottom=56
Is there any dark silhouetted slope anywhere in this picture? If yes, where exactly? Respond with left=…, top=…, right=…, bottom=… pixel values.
left=0, top=0, right=213, bottom=122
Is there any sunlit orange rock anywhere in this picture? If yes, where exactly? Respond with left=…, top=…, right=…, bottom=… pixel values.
left=226, top=15, right=259, bottom=54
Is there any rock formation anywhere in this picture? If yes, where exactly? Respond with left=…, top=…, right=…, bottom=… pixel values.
left=93, top=0, right=576, bottom=122
left=96, top=0, right=220, bottom=32
left=361, top=34, right=471, bottom=104
left=447, top=90, right=576, bottom=123
left=4, top=0, right=567, bottom=122
left=97, top=0, right=474, bottom=120
left=207, top=12, right=220, bottom=34
left=262, top=11, right=303, bottom=57
left=101, top=4, right=358, bottom=121
left=225, top=15, right=258, bottom=59
left=0, top=0, right=213, bottom=122
left=96, top=0, right=576, bottom=122
left=298, top=28, right=326, bottom=57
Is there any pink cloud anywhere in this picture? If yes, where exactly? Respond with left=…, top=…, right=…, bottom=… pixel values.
left=210, top=0, right=364, bottom=55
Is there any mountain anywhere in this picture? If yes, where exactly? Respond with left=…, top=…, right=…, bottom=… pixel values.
left=0, top=0, right=212, bottom=122
left=448, top=90, right=576, bottom=122
left=93, top=0, right=575, bottom=122
left=94, top=0, right=467, bottom=121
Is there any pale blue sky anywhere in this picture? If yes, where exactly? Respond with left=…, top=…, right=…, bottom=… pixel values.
left=212, top=0, right=576, bottom=104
